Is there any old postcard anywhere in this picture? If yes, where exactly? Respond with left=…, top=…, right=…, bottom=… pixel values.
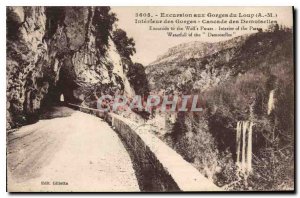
left=6, top=6, right=294, bottom=192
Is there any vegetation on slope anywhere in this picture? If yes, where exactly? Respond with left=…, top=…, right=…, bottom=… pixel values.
left=149, top=26, right=294, bottom=190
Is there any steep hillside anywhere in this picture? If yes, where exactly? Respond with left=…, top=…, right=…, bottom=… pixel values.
left=146, top=36, right=247, bottom=92
left=146, top=28, right=294, bottom=190
left=150, top=35, right=248, bottom=66
left=6, top=7, right=135, bottom=129
left=146, top=30, right=292, bottom=93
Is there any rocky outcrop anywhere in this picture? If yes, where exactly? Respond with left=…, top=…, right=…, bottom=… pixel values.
left=146, top=30, right=293, bottom=93
left=149, top=35, right=248, bottom=65
left=7, top=6, right=134, bottom=129
left=7, top=7, right=48, bottom=129
left=145, top=36, right=248, bottom=92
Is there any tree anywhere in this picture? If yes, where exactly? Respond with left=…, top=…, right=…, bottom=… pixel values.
left=127, top=63, right=149, bottom=97
left=92, top=7, right=118, bottom=56
left=267, top=23, right=280, bottom=32
left=112, top=28, right=136, bottom=59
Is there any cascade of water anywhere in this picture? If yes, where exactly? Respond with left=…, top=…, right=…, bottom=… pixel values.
left=241, top=121, right=248, bottom=172
left=247, top=122, right=253, bottom=172
left=54, top=59, right=59, bottom=72
left=267, top=89, right=275, bottom=115
left=236, top=120, right=253, bottom=174
left=236, top=122, right=241, bottom=166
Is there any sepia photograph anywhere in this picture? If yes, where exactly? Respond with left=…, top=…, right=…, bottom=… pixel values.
left=5, top=5, right=295, bottom=192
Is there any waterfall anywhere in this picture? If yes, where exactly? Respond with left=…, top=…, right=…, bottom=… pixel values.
left=236, top=121, right=253, bottom=174
left=53, top=58, right=59, bottom=72
left=241, top=121, right=247, bottom=168
left=247, top=122, right=253, bottom=171
left=267, top=89, right=275, bottom=115
left=236, top=122, right=241, bottom=165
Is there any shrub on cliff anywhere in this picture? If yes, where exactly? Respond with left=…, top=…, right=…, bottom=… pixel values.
left=93, top=7, right=117, bottom=56
left=112, top=28, right=136, bottom=60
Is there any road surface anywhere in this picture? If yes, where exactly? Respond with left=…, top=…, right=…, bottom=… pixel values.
left=7, top=107, right=139, bottom=192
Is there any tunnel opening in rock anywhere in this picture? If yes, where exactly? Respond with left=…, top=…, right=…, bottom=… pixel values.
left=41, top=55, right=80, bottom=111
left=57, top=56, right=80, bottom=104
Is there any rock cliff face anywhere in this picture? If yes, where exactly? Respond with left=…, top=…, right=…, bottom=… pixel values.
left=146, top=30, right=293, bottom=93
left=146, top=35, right=249, bottom=92
left=150, top=35, right=248, bottom=66
left=6, top=6, right=134, bottom=129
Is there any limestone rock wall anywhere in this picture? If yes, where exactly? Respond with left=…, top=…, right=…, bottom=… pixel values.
left=6, top=6, right=134, bottom=129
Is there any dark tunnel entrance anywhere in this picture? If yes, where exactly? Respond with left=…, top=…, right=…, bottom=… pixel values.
left=41, top=56, right=80, bottom=110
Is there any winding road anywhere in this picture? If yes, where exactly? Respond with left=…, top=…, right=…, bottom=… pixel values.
left=7, top=107, right=139, bottom=192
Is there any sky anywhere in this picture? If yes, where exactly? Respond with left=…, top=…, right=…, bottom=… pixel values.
left=112, top=7, right=293, bottom=65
